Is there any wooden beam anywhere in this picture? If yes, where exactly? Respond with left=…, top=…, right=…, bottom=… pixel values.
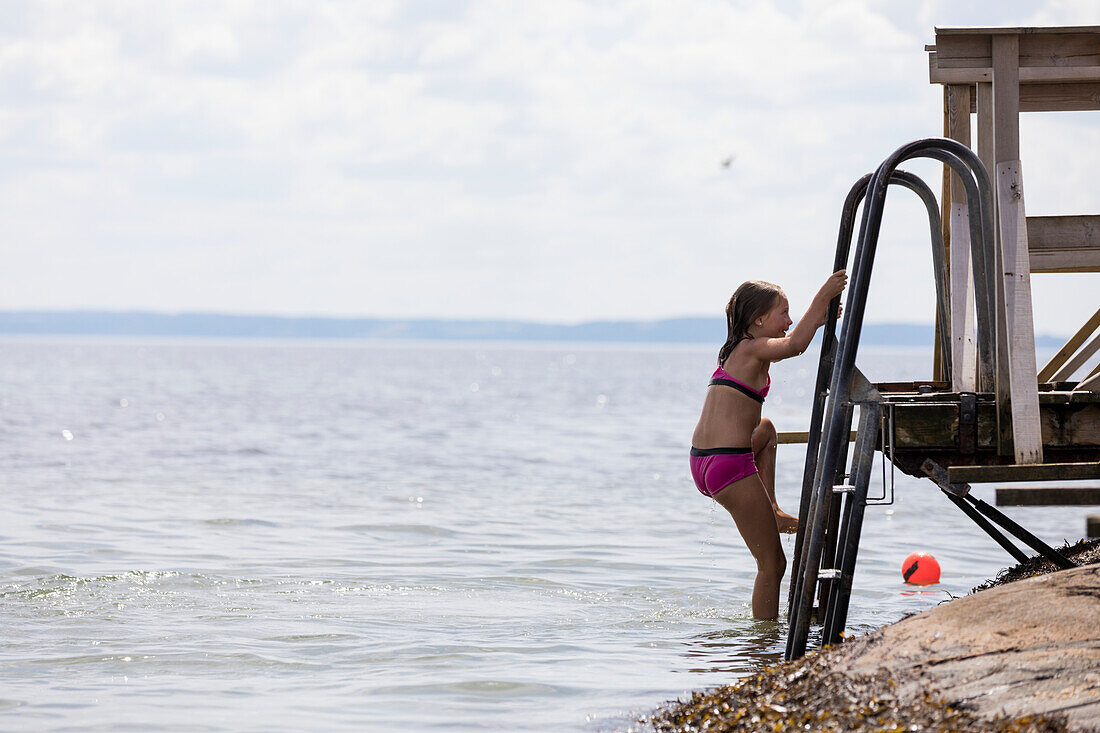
left=946, top=84, right=976, bottom=392
left=949, top=462, right=1100, bottom=483
left=777, top=431, right=857, bottom=445
left=935, top=26, right=1100, bottom=36
left=996, top=486, right=1100, bottom=505
left=1053, top=331, right=1100, bottom=382
left=993, top=35, right=1043, bottom=464
left=958, top=83, right=1100, bottom=113
left=1027, top=215, right=1100, bottom=272
left=930, top=60, right=1100, bottom=85
left=1038, top=306, right=1100, bottom=382
left=933, top=31, right=1100, bottom=71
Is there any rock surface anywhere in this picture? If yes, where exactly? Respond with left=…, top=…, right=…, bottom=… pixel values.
left=649, top=545, right=1100, bottom=732
left=841, top=562, right=1100, bottom=730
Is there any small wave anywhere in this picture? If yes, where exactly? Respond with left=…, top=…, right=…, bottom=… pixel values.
left=201, top=518, right=279, bottom=528
left=372, top=680, right=564, bottom=697
left=335, top=523, right=456, bottom=537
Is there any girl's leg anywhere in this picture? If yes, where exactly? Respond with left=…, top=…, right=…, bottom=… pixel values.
left=753, top=417, right=797, bottom=534
left=712, top=474, right=786, bottom=619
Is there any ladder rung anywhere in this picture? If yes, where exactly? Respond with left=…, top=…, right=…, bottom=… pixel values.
left=817, top=569, right=841, bottom=580
left=833, top=484, right=856, bottom=493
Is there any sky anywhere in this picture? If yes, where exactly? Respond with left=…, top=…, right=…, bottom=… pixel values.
left=1, top=0, right=1098, bottom=333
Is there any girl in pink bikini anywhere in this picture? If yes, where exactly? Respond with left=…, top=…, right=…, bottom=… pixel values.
left=691, top=270, right=847, bottom=619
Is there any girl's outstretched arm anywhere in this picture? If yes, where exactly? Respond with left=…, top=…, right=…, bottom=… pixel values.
left=752, top=270, right=847, bottom=362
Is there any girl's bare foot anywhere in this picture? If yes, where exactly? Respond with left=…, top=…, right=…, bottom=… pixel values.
left=775, top=510, right=799, bottom=534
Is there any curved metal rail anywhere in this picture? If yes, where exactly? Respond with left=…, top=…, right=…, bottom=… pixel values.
left=785, top=138, right=997, bottom=661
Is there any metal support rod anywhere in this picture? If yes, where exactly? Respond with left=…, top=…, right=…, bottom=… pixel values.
left=967, top=496, right=1076, bottom=569
left=941, top=490, right=1031, bottom=564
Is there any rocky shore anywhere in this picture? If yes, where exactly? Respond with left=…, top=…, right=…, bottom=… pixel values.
left=647, top=539, right=1100, bottom=732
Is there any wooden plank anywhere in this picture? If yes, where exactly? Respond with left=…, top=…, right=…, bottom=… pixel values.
left=885, top=398, right=1100, bottom=449
left=995, top=161, right=1044, bottom=463
left=935, top=26, right=1100, bottom=36
left=1030, top=253, right=1100, bottom=272
left=991, top=39, right=1016, bottom=458
left=976, top=81, right=995, bottom=393
left=934, top=34, right=991, bottom=68
left=996, top=486, right=1100, bottom=505
left=1019, top=33, right=1100, bottom=67
left=949, top=461, right=1100, bottom=483
left=993, top=36, right=1021, bottom=161
left=1028, top=212, right=1100, bottom=271
left=1028, top=215, right=1100, bottom=251
left=777, top=431, right=857, bottom=445
left=1020, top=82, right=1100, bottom=111
left=1053, top=331, right=1100, bottom=381
left=934, top=86, right=950, bottom=383
left=993, top=35, right=1043, bottom=464
left=946, top=84, right=976, bottom=392
left=930, top=63, right=1100, bottom=84
left=1038, top=305, right=1100, bottom=382
left=960, top=83, right=1100, bottom=113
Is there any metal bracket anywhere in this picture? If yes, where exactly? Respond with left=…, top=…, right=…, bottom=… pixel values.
left=959, top=392, right=977, bottom=454
left=920, top=458, right=971, bottom=497
left=850, top=367, right=882, bottom=403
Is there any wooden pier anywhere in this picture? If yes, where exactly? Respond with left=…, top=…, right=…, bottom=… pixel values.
left=784, top=26, right=1100, bottom=660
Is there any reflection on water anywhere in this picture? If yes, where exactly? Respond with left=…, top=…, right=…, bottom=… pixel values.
left=681, top=621, right=786, bottom=675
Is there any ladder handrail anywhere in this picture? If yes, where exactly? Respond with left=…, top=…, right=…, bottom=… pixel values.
left=787, top=169, right=951, bottom=614
left=786, top=138, right=997, bottom=660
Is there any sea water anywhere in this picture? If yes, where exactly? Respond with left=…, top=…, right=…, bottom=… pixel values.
left=0, top=338, right=1086, bottom=731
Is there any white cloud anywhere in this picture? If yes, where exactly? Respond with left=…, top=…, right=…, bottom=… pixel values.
left=0, top=0, right=1097, bottom=335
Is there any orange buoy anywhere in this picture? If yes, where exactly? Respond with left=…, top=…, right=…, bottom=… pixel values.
left=902, top=551, right=940, bottom=585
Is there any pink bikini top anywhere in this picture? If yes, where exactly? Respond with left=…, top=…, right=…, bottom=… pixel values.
left=710, top=365, right=770, bottom=404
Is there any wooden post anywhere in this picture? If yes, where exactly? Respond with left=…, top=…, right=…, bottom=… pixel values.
left=976, top=81, right=996, bottom=393
left=946, top=84, right=976, bottom=392
left=992, top=35, right=1044, bottom=464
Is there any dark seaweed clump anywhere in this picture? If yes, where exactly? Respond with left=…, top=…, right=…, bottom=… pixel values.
left=971, top=537, right=1100, bottom=594
left=646, top=645, right=1068, bottom=733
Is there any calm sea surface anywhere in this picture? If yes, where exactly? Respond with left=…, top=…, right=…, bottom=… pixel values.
left=0, top=338, right=1085, bottom=731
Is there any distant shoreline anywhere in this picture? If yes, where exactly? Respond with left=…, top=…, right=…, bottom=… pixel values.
left=0, top=310, right=1069, bottom=347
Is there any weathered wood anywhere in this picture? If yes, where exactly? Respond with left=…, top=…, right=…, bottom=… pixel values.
left=995, top=161, right=1043, bottom=463
left=885, top=395, right=1100, bottom=449
left=874, top=380, right=950, bottom=393
left=992, top=35, right=1043, bottom=464
left=935, top=26, right=1100, bottom=36
left=1027, top=215, right=1100, bottom=272
left=935, top=87, right=950, bottom=383
left=778, top=430, right=857, bottom=445
left=1089, top=514, right=1100, bottom=539
left=949, top=462, right=1100, bottom=483
left=1077, top=370, right=1100, bottom=394
left=961, top=82, right=1100, bottom=113
left=945, top=84, right=977, bottom=392
left=934, top=32, right=1100, bottom=68
left=1039, top=306, right=1100, bottom=382
left=930, top=57, right=1100, bottom=84
left=996, top=486, right=1100, bottom=505
left=993, top=36, right=1021, bottom=161
left=1053, top=331, right=1100, bottom=382
left=1019, top=82, right=1100, bottom=111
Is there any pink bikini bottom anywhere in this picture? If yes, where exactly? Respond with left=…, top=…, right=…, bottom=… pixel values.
left=689, top=447, right=759, bottom=497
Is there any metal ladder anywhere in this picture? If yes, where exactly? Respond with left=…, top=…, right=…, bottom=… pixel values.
left=783, top=138, right=1000, bottom=661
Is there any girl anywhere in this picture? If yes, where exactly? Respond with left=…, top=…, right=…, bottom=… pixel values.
left=690, top=270, right=847, bottom=619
